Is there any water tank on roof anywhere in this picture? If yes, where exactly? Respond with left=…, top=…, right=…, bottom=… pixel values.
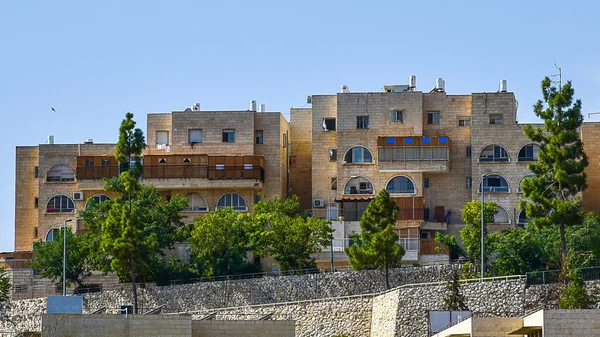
left=250, top=100, right=257, bottom=111
left=436, top=78, right=446, bottom=92
left=260, top=104, right=266, bottom=112
left=409, top=75, right=417, bottom=89
left=500, top=80, right=508, bottom=93
left=48, top=135, right=55, bottom=145
left=340, top=85, right=349, bottom=93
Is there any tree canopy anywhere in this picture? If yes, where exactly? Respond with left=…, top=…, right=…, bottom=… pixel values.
left=520, top=77, right=588, bottom=270
left=30, top=228, right=91, bottom=288
left=250, top=195, right=333, bottom=270
left=345, top=189, right=404, bottom=289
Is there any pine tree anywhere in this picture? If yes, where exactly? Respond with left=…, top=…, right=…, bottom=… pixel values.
left=443, top=267, right=468, bottom=311
left=345, top=189, right=404, bottom=289
left=519, top=77, right=588, bottom=272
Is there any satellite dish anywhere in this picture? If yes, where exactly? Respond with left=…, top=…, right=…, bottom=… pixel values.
left=184, top=108, right=192, bottom=112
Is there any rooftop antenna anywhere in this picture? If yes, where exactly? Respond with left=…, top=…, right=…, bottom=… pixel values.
left=551, top=63, right=562, bottom=90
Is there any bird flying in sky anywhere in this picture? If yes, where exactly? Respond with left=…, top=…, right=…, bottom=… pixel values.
left=51, top=107, right=56, bottom=112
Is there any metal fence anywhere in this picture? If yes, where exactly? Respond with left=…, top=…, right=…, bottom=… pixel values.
left=526, top=266, right=600, bottom=285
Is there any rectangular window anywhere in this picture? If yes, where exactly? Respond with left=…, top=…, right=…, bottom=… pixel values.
left=33, top=227, right=38, bottom=239
left=489, top=114, right=503, bottom=125
left=255, top=130, right=264, bottom=144
left=424, top=178, right=430, bottom=188
left=216, top=164, right=225, bottom=170
left=466, top=146, right=472, bottom=157
left=323, top=118, right=336, bottom=131
left=156, top=131, right=169, bottom=145
left=34, top=197, right=39, bottom=208
left=329, top=148, right=337, bottom=162
left=458, top=117, right=471, bottom=126
left=34, top=166, right=39, bottom=178
left=466, top=177, right=472, bottom=188
left=391, top=110, right=403, bottom=123
left=188, top=129, right=202, bottom=143
left=283, top=134, right=287, bottom=148
left=331, top=177, right=337, bottom=190
left=356, top=116, right=370, bottom=129
left=102, top=159, right=110, bottom=166
left=244, top=164, right=253, bottom=170
left=86, top=159, right=94, bottom=166
left=427, top=112, right=440, bottom=125
left=222, top=129, right=235, bottom=143
left=254, top=130, right=265, bottom=144
left=424, top=208, right=430, bottom=222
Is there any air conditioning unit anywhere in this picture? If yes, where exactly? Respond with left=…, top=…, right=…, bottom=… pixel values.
left=333, top=247, right=343, bottom=252
left=73, top=192, right=84, bottom=201
left=313, top=199, right=325, bottom=208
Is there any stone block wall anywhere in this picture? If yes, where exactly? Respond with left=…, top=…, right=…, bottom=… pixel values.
left=201, top=297, right=373, bottom=337
left=42, top=314, right=192, bottom=337
left=14, top=146, right=39, bottom=251
left=289, top=108, right=313, bottom=211
left=470, top=93, right=536, bottom=225
left=422, top=93, right=472, bottom=223
left=582, top=122, right=600, bottom=213
left=192, top=320, right=295, bottom=337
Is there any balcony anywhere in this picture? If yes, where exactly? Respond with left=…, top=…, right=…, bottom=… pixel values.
left=392, top=196, right=425, bottom=223
left=377, top=136, right=451, bottom=172
left=76, top=154, right=265, bottom=189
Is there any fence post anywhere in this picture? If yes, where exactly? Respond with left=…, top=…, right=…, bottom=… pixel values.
left=542, top=271, right=545, bottom=285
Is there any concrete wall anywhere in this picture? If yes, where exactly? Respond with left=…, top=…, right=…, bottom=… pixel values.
left=42, top=314, right=191, bottom=337
left=192, top=320, right=294, bottom=337
left=543, top=309, right=600, bottom=337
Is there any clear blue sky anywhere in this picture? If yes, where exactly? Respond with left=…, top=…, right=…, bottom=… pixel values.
left=1, top=0, right=599, bottom=251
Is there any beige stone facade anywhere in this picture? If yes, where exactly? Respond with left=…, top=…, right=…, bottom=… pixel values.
left=14, top=109, right=289, bottom=250
left=291, top=84, right=600, bottom=265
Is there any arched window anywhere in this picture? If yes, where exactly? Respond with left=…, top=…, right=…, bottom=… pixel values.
left=184, top=194, right=209, bottom=212
left=86, top=195, right=111, bottom=209
left=344, top=146, right=373, bottom=164
left=518, top=144, right=541, bottom=162
left=217, top=193, right=247, bottom=211
left=517, top=210, right=531, bottom=227
left=45, top=226, right=62, bottom=242
left=47, top=165, right=75, bottom=182
left=518, top=174, right=536, bottom=193
left=493, top=206, right=510, bottom=224
left=344, top=177, right=374, bottom=195
left=386, top=176, right=415, bottom=194
left=479, top=145, right=509, bottom=162
left=46, top=195, right=75, bottom=213
left=479, top=174, right=509, bottom=193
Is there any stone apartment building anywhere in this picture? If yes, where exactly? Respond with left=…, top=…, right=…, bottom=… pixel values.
left=14, top=104, right=290, bottom=252
left=12, top=78, right=600, bottom=268
left=290, top=77, right=600, bottom=267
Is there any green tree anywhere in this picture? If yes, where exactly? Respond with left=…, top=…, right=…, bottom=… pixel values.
left=459, top=200, right=497, bottom=274
left=0, top=266, right=10, bottom=303
left=345, top=190, right=405, bottom=289
left=443, top=267, right=468, bottom=311
left=558, top=269, right=594, bottom=309
left=251, top=195, right=333, bottom=270
left=491, top=226, right=559, bottom=276
left=519, top=77, right=588, bottom=272
left=30, top=228, right=91, bottom=288
left=79, top=113, right=187, bottom=314
left=189, top=207, right=256, bottom=276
